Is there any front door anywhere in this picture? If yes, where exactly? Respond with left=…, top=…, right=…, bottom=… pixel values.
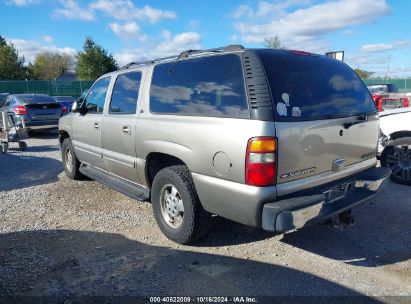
left=72, top=76, right=111, bottom=170
left=101, top=71, right=143, bottom=183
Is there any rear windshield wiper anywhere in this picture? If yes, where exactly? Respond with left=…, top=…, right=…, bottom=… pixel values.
left=343, top=114, right=368, bottom=129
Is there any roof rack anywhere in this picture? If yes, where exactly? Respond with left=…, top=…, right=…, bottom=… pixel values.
left=120, top=45, right=245, bottom=69
left=177, top=45, right=244, bottom=59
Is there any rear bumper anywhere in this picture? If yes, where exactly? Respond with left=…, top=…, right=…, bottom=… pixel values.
left=262, top=166, right=391, bottom=232
left=25, top=119, right=59, bottom=130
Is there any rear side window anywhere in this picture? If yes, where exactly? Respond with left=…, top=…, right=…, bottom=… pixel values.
left=150, top=54, right=249, bottom=118
left=257, top=50, right=376, bottom=120
left=84, top=77, right=111, bottom=113
left=110, top=71, right=142, bottom=114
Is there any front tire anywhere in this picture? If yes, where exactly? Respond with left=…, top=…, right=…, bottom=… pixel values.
left=151, top=165, right=212, bottom=244
left=19, top=141, right=27, bottom=151
left=61, top=138, right=83, bottom=180
left=381, top=144, right=411, bottom=185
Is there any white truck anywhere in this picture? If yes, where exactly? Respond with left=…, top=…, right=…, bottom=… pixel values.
left=379, top=108, right=411, bottom=185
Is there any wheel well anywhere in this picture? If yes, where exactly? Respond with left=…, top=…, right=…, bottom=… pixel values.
left=390, top=131, right=411, bottom=140
left=58, top=130, right=70, bottom=145
left=145, top=153, right=186, bottom=188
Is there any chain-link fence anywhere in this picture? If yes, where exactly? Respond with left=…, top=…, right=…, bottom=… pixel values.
left=0, top=80, right=94, bottom=97
left=1, top=78, right=410, bottom=97
left=362, top=79, right=411, bottom=93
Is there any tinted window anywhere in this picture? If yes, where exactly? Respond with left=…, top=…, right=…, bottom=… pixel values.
left=54, top=96, right=76, bottom=102
left=5, top=96, right=14, bottom=107
left=0, top=94, right=8, bottom=107
left=110, top=72, right=142, bottom=114
left=18, top=95, right=56, bottom=104
left=257, top=50, right=376, bottom=120
left=150, top=54, right=249, bottom=118
left=84, top=77, right=111, bottom=113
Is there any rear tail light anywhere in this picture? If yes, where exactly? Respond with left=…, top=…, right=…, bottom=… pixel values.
left=287, top=50, right=311, bottom=56
left=373, top=97, right=383, bottom=112
left=62, top=105, right=69, bottom=113
left=245, top=137, right=277, bottom=187
left=403, top=97, right=409, bottom=108
left=14, top=105, right=28, bottom=115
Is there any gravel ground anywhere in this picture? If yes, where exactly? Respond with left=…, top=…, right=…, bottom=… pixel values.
left=0, top=130, right=410, bottom=301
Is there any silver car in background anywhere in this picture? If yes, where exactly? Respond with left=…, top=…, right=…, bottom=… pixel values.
left=0, top=94, right=63, bottom=130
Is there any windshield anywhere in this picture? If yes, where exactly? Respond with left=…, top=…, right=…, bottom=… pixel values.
left=257, top=49, right=376, bottom=120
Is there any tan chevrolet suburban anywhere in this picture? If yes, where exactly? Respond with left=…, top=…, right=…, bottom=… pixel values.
left=59, top=45, right=391, bottom=244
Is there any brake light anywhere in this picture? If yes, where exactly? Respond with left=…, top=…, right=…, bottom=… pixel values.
left=245, top=137, right=277, bottom=186
left=14, top=105, right=27, bottom=115
left=373, top=96, right=383, bottom=112
left=62, top=105, right=69, bottom=113
left=287, top=50, right=311, bottom=56
left=403, top=97, right=409, bottom=108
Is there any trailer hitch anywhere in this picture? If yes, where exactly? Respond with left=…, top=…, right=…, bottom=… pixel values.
left=330, top=209, right=355, bottom=230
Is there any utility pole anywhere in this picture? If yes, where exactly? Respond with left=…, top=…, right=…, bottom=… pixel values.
left=386, top=55, right=391, bottom=83
left=25, top=78, right=29, bottom=93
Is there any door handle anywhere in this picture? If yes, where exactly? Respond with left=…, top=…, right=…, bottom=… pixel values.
left=122, top=125, right=131, bottom=135
left=94, top=122, right=100, bottom=129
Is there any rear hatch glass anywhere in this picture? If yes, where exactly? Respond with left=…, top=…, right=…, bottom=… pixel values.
left=256, top=50, right=379, bottom=185
left=256, top=49, right=376, bottom=120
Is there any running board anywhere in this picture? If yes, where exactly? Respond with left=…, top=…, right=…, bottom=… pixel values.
left=80, top=164, right=150, bottom=201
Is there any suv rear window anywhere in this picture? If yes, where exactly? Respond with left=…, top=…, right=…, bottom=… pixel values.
left=150, top=54, right=249, bottom=118
left=257, top=49, right=376, bottom=120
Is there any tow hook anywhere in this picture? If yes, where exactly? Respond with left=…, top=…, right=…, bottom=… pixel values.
left=330, top=209, right=355, bottom=230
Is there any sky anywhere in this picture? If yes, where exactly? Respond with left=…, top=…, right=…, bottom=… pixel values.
left=0, top=0, right=410, bottom=78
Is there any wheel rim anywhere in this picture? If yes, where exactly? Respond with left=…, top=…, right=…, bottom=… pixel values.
left=65, top=148, right=73, bottom=173
left=159, top=184, right=184, bottom=229
left=385, top=145, right=411, bottom=182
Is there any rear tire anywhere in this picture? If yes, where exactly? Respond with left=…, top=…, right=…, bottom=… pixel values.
left=19, top=141, right=27, bottom=151
left=151, top=165, right=212, bottom=244
left=61, top=138, right=83, bottom=180
left=381, top=145, right=411, bottom=185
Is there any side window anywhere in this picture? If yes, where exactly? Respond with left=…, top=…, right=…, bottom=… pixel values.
left=4, top=96, right=17, bottom=107
left=150, top=54, right=249, bottom=118
left=4, top=96, right=13, bottom=107
left=0, top=96, right=7, bottom=107
left=84, top=77, right=111, bottom=113
left=109, top=71, right=142, bottom=114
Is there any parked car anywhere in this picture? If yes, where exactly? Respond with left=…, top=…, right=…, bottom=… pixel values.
left=53, top=96, right=76, bottom=113
left=59, top=45, right=390, bottom=244
left=379, top=108, right=411, bottom=185
left=0, top=94, right=63, bottom=131
left=367, top=83, right=410, bottom=111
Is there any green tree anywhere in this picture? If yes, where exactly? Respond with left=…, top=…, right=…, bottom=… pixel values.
left=0, top=35, right=26, bottom=80
left=264, top=35, right=283, bottom=49
left=76, top=37, right=118, bottom=80
left=354, top=68, right=374, bottom=79
left=31, top=51, right=74, bottom=80
left=0, top=35, right=6, bottom=46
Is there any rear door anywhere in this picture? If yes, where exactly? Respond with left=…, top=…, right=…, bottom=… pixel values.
left=101, top=70, right=143, bottom=183
left=257, top=50, right=378, bottom=187
left=72, top=76, right=111, bottom=170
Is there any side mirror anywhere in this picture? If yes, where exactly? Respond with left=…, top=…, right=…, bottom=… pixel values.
left=71, top=101, right=79, bottom=112
left=71, top=101, right=88, bottom=115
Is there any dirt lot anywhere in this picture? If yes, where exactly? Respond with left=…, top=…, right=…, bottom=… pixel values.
left=0, top=130, right=410, bottom=301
